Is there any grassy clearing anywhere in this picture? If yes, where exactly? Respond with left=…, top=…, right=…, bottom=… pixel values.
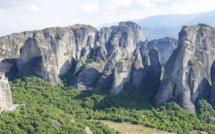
left=100, top=120, right=171, bottom=134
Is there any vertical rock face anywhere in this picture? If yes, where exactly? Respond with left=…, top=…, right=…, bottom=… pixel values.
left=130, top=50, right=146, bottom=89
left=71, top=24, right=98, bottom=61
left=130, top=48, right=161, bottom=89
left=0, top=21, right=162, bottom=95
left=146, top=37, right=177, bottom=65
left=0, top=25, right=98, bottom=85
left=211, top=61, right=215, bottom=108
left=0, top=32, right=34, bottom=59
left=69, top=60, right=105, bottom=90
left=70, top=21, right=161, bottom=94
left=0, top=59, right=18, bottom=74
left=0, top=73, right=13, bottom=110
left=147, top=48, right=162, bottom=79
left=91, top=22, right=144, bottom=94
left=119, top=21, right=145, bottom=44
left=155, top=24, right=215, bottom=113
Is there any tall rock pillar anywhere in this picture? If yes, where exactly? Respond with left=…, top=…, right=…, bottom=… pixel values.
left=0, top=73, right=13, bottom=111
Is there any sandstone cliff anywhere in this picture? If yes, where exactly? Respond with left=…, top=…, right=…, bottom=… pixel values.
left=0, top=25, right=97, bottom=85
left=0, top=73, right=13, bottom=111
left=0, top=21, right=162, bottom=95
left=145, top=37, right=177, bottom=65
left=155, top=24, right=215, bottom=113
left=72, top=22, right=161, bottom=94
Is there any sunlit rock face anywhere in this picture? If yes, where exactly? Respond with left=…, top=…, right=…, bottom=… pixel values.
left=0, top=21, right=162, bottom=95
left=155, top=24, right=215, bottom=113
left=0, top=25, right=97, bottom=85
left=71, top=21, right=161, bottom=94
left=146, top=37, right=178, bottom=65
left=0, top=73, right=13, bottom=111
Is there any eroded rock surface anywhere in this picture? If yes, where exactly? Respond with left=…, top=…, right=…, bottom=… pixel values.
left=155, top=24, right=215, bottom=113
left=0, top=25, right=97, bottom=85
left=92, top=22, right=144, bottom=94
left=0, top=73, right=13, bottom=111
left=0, top=21, right=162, bottom=95
left=146, top=37, right=177, bottom=65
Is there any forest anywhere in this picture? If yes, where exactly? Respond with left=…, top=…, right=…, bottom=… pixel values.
left=0, top=73, right=215, bottom=134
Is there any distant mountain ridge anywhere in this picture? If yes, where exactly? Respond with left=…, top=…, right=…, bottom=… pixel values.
left=135, top=14, right=200, bottom=27
left=98, top=10, right=215, bottom=40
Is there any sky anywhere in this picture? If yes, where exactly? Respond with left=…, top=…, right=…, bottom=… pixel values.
left=1, top=0, right=215, bottom=36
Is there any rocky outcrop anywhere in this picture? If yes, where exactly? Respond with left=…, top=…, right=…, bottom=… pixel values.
left=91, top=22, right=144, bottom=94
left=0, top=73, right=13, bottom=111
left=0, top=59, right=18, bottom=75
left=119, top=21, right=145, bottom=44
left=71, top=21, right=161, bottom=94
left=0, top=21, right=162, bottom=95
left=155, top=24, right=215, bottom=113
left=109, top=57, right=134, bottom=95
left=0, top=25, right=97, bottom=85
left=211, top=61, right=215, bottom=109
left=138, top=37, right=177, bottom=65
left=130, top=48, right=161, bottom=89
left=130, top=50, right=146, bottom=89
left=69, top=59, right=105, bottom=90
left=146, top=37, right=177, bottom=65
left=147, top=48, right=162, bottom=79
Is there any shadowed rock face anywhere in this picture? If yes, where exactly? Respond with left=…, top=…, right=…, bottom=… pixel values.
left=211, top=61, right=215, bottom=108
left=88, top=22, right=144, bottom=94
left=0, top=59, right=18, bottom=75
left=146, top=37, right=177, bottom=65
left=130, top=50, right=146, bottom=89
left=69, top=59, right=105, bottom=90
left=130, top=48, right=161, bottom=90
left=0, top=25, right=97, bottom=85
left=147, top=48, right=162, bottom=79
left=138, top=37, right=177, bottom=65
left=0, top=21, right=162, bottom=95
left=155, top=24, right=215, bottom=113
left=71, top=22, right=161, bottom=94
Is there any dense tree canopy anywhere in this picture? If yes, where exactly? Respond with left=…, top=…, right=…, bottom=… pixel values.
left=0, top=75, right=214, bottom=133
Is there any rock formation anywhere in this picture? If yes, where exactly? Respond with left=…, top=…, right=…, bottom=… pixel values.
left=69, top=60, right=105, bottom=90
left=69, top=21, right=161, bottom=94
left=90, top=21, right=145, bottom=94
left=146, top=37, right=177, bottom=65
left=0, top=21, right=162, bottom=95
left=130, top=48, right=161, bottom=89
left=0, top=73, right=13, bottom=111
left=0, top=25, right=97, bottom=85
left=155, top=24, right=215, bottom=113
left=130, top=50, right=146, bottom=89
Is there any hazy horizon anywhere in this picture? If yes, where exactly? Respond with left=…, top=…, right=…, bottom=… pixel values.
left=1, top=0, right=215, bottom=37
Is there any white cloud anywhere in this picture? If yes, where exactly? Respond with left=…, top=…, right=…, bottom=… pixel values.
left=104, top=6, right=115, bottom=15
left=28, top=5, right=38, bottom=12
left=1, top=0, right=215, bottom=37
left=132, top=0, right=155, bottom=8
left=116, top=0, right=132, bottom=7
left=80, top=2, right=100, bottom=14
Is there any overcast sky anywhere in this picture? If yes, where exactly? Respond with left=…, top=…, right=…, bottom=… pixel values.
left=1, top=0, right=215, bottom=36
